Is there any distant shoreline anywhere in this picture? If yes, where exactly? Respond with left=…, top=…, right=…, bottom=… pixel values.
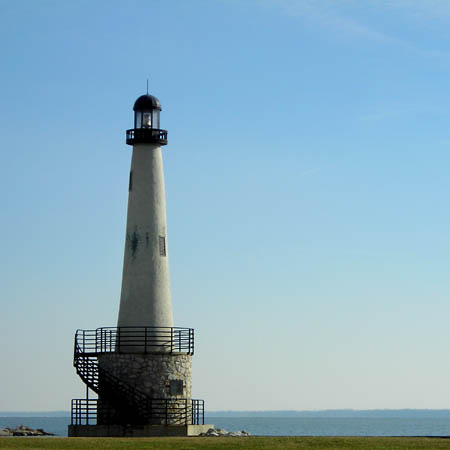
left=3, top=409, right=450, bottom=418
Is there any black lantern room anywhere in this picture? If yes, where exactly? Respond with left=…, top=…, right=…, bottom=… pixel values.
left=126, top=94, right=168, bottom=146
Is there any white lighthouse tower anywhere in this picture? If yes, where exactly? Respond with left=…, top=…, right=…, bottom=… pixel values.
left=68, top=92, right=211, bottom=437
left=118, top=94, right=173, bottom=329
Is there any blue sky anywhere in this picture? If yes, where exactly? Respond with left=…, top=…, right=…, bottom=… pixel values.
left=2, top=0, right=450, bottom=411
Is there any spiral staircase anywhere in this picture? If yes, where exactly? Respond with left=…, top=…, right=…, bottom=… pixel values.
left=70, top=327, right=204, bottom=427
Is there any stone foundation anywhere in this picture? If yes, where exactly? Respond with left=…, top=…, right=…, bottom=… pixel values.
left=97, top=352, right=192, bottom=425
left=68, top=423, right=214, bottom=437
left=98, top=352, right=192, bottom=398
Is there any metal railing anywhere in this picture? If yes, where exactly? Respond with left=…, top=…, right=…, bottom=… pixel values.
left=71, top=399, right=97, bottom=426
left=75, top=327, right=194, bottom=355
left=72, top=326, right=203, bottom=427
left=192, top=399, right=205, bottom=425
left=71, top=398, right=204, bottom=426
left=126, top=128, right=168, bottom=145
left=74, top=357, right=99, bottom=392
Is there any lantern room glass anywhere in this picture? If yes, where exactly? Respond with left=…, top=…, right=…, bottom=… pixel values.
left=152, top=109, right=160, bottom=129
left=142, top=112, right=152, bottom=128
left=134, top=109, right=160, bottom=129
left=135, top=111, right=142, bottom=129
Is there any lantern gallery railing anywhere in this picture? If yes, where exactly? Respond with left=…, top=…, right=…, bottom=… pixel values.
left=74, top=327, right=194, bottom=356
left=126, top=128, right=168, bottom=145
left=71, top=398, right=205, bottom=426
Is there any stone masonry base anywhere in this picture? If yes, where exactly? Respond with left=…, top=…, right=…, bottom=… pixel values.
left=98, top=352, right=192, bottom=398
left=68, top=424, right=214, bottom=437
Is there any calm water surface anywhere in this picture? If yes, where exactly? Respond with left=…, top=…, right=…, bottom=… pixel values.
left=207, top=417, right=450, bottom=437
left=1, top=416, right=450, bottom=437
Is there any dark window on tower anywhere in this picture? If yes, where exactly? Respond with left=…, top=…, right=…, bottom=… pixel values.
left=129, top=171, right=133, bottom=191
left=169, top=380, right=184, bottom=395
left=159, top=236, right=166, bottom=257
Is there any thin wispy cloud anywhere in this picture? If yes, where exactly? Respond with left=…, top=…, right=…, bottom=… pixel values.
left=271, top=0, right=393, bottom=42
left=255, top=0, right=450, bottom=124
left=264, top=0, right=450, bottom=60
left=383, top=0, right=450, bottom=21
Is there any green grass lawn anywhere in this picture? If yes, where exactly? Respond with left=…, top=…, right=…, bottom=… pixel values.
left=1, top=437, right=450, bottom=450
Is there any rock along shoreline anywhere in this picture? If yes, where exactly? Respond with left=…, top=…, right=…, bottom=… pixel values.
left=200, top=427, right=251, bottom=437
left=0, top=425, right=54, bottom=437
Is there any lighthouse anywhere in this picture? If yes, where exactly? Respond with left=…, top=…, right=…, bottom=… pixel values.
left=68, top=92, right=212, bottom=437
left=118, top=94, right=173, bottom=330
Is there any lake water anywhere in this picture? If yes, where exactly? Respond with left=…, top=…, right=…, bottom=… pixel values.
left=2, top=416, right=450, bottom=437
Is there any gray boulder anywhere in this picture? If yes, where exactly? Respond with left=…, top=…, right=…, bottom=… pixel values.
left=199, top=426, right=252, bottom=437
left=1, top=425, right=54, bottom=437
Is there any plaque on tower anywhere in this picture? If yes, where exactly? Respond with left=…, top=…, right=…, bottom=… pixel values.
left=170, top=380, right=184, bottom=396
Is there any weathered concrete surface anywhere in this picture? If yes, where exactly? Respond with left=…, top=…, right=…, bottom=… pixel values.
left=118, top=142, right=173, bottom=329
left=68, top=424, right=214, bottom=437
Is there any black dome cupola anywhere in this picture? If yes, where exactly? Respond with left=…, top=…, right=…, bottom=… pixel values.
left=126, top=93, right=168, bottom=146
left=133, top=94, right=162, bottom=112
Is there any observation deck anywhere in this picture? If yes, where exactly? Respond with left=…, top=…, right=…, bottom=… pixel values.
left=74, top=326, right=194, bottom=356
left=126, top=128, right=168, bottom=146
